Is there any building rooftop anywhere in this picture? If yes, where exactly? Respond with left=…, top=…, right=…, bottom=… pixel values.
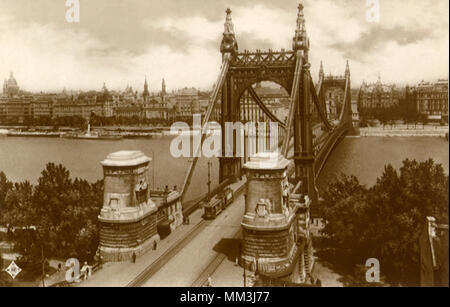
left=177, top=87, right=198, bottom=96
left=101, top=150, right=151, bottom=167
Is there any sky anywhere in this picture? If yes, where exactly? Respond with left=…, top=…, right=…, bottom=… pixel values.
left=0, top=0, right=448, bottom=92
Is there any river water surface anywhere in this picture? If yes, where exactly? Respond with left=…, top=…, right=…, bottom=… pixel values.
left=0, top=136, right=448, bottom=200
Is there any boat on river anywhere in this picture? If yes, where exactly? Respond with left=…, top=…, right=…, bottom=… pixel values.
left=61, top=124, right=123, bottom=140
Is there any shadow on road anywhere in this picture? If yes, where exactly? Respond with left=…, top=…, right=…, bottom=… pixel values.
left=212, top=238, right=241, bottom=262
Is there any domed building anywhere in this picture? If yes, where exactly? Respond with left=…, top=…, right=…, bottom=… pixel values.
left=3, top=72, right=20, bottom=97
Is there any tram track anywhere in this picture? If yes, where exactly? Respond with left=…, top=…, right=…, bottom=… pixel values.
left=127, top=180, right=246, bottom=287
left=126, top=218, right=209, bottom=287
left=190, top=184, right=246, bottom=286
left=190, top=229, right=242, bottom=287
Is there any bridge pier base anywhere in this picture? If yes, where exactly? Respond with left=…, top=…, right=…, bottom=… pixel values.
left=294, top=155, right=319, bottom=205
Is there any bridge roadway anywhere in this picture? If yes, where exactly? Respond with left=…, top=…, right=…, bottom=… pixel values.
left=75, top=179, right=244, bottom=287
left=139, top=185, right=245, bottom=287
left=75, top=130, right=344, bottom=287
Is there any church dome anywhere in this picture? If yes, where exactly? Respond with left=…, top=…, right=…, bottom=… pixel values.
left=7, top=72, right=18, bottom=87
left=4, top=72, right=19, bottom=96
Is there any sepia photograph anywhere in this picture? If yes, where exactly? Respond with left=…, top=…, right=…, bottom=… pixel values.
left=0, top=0, right=448, bottom=295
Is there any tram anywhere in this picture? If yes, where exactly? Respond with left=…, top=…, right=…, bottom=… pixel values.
left=203, top=195, right=223, bottom=219
left=221, top=187, right=234, bottom=208
left=203, top=186, right=234, bottom=220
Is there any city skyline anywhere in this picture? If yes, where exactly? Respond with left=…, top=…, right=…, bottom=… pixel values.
left=0, top=0, right=448, bottom=92
left=0, top=1, right=448, bottom=289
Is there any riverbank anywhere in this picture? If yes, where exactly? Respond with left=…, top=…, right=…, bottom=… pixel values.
left=359, top=125, right=449, bottom=137
left=0, top=125, right=220, bottom=138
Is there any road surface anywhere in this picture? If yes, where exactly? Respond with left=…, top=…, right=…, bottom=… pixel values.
left=141, top=193, right=245, bottom=287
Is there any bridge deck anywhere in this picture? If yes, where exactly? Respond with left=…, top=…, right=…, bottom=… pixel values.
left=75, top=179, right=246, bottom=287
left=141, top=193, right=244, bottom=286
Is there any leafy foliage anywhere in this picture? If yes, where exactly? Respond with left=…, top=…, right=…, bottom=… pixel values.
left=0, top=171, right=13, bottom=225
left=319, top=158, right=449, bottom=286
left=1, top=163, right=103, bottom=269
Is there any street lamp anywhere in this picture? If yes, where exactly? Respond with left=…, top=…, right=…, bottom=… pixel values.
left=151, top=150, right=155, bottom=190
left=207, top=161, right=212, bottom=200
left=41, top=244, right=45, bottom=287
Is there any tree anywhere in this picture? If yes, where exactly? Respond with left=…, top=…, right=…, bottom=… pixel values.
left=319, top=159, right=449, bottom=286
left=319, top=174, right=372, bottom=270
left=2, top=181, right=35, bottom=228
left=3, top=163, right=103, bottom=273
left=0, top=172, right=13, bottom=225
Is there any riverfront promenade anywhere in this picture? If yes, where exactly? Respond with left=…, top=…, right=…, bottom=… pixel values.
left=77, top=209, right=205, bottom=287
left=360, top=124, right=449, bottom=137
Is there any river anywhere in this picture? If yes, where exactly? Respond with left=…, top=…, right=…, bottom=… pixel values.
left=0, top=136, right=219, bottom=202
left=317, top=136, right=449, bottom=191
left=0, top=136, right=448, bottom=201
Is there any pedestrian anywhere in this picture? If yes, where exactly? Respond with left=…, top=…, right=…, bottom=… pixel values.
left=153, top=240, right=157, bottom=250
left=207, top=274, right=212, bottom=287
left=132, top=252, right=136, bottom=263
left=81, top=262, right=89, bottom=280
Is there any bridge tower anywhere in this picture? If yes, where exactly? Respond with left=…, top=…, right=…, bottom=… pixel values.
left=291, top=3, right=318, bottom=204
left=178, top=2, right=354, bottom=284
left=219, top=8, right=241, bottom=183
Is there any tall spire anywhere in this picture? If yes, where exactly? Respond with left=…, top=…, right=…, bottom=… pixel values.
left=319, top=61, right=324, bottom=80
left=224, top=8, right=235, bottom=35
left=161, top=78, right=166, bottom=96
left=220, top=8, right=238, bottom=55
left=143, top=75, right=149, bottom=99
left=292, top=3, right=309, bottom=54
left=345, top=60, right=350, bottom=77
left=102, top=82, right=110, bottom=100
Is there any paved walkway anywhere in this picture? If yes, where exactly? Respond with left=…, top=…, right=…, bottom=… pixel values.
left=208, top=237, right=245, bottom=287
left=312, top=261, right=343, bottom=287
left=77, top=209, right=204, bottom=287
left=360, top=125, right=449, bottom=137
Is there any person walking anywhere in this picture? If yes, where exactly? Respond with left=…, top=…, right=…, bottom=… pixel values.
left=132, top=252, right=136, bottom=263
left=81, top=262, right=89, bottom=280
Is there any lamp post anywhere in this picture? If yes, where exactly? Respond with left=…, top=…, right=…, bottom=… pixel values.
left=243, top=263, right=246, bottom=287
left=151, top=150, right=155, bottom=190
left=41, top=244, right=45, bottom=287
left=207, top=161, right=212, bottom=200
